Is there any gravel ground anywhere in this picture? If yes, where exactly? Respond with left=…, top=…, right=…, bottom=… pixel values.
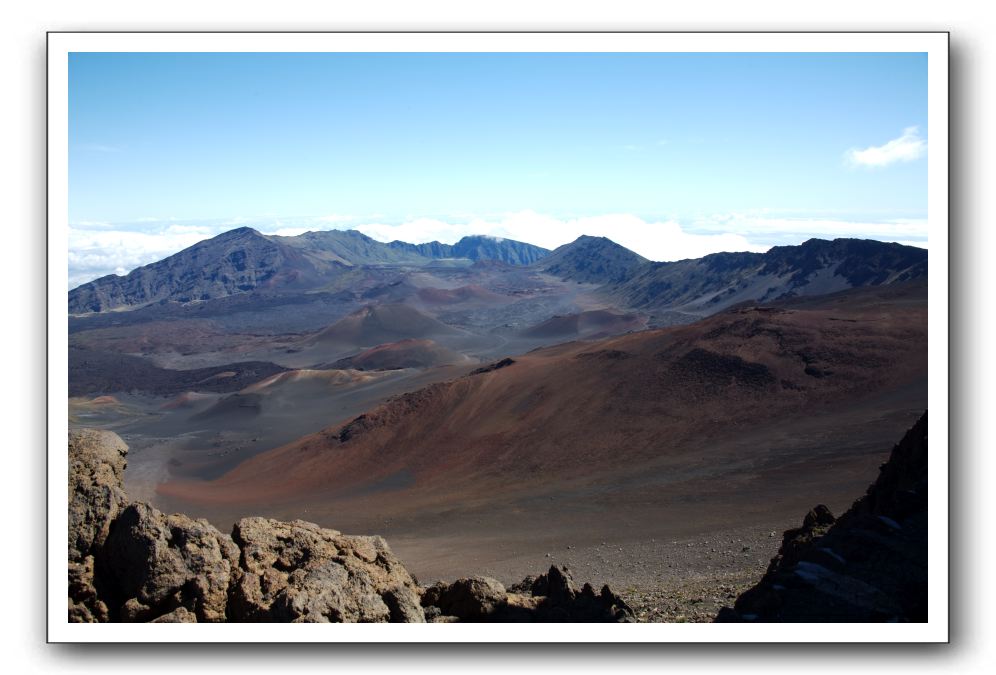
left=553, top=525, right=779, bottom=623
left=423, top=523, right=788, bottom=623
left=620, top=569, right=765, bottom=623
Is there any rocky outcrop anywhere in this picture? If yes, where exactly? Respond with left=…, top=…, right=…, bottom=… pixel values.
left=103, top=503, right=240, bottom=622
left=68, top=429, right=422, bottom=623
left=420, top=566, right=635, bottom=623
left=229, top=518, right=423, bottom=622
left=716, top=412, right=928, bottom=622
left=68, top=430, right=630, bottom=623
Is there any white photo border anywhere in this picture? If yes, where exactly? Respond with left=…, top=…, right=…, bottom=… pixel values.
left=47, top=31, right=949, bottom=643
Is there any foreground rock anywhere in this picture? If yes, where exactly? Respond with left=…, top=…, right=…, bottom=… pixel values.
left=67, top=429, right=423, bottom=623
left=68, top=429, right=129, bottom=622
left=421, top=566, right=635, bottom=622
left=716, top=412, right=928, bottom=622
left=103, top=503, right=240, bottom=622
left=230, top=518, right=424, bottom=622
left=68, top=430, right=630, bottom=623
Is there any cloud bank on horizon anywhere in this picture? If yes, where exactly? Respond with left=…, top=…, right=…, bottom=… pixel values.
left=67, top=212, right=928, bottom=290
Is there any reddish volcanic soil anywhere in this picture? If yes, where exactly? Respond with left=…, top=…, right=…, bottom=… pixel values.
left=157, top=283, right=927, bottom=588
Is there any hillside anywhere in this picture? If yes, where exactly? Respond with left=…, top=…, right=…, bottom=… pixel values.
left=173, top=282, right=926, bottom=510
left=68, top=227, right=337, bottom=313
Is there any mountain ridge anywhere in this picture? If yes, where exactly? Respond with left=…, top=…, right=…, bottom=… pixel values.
left=69, top=226, right=926, bottom=318
left=69, top=227, right=550, bottom=313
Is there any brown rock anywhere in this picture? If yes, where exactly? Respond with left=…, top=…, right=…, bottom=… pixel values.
left=228, top=518, right=424, bottom=623
left=68, top=555, right=109, bottom=623
left=68, top=429, right=130, bottom=621
left=150, top=606, right=198, bottom=623
left=421, top=576, right=508, bottom=620
left=421, top=566, right=635, bottom=623
left=68, top=429, right=129, bottom=561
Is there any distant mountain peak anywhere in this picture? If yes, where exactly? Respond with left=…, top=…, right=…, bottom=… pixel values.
left=536, top=235, right=648, bottom=284
left=216, top=226, right=264, bottom=239
left=573, top=234, right=614, bottom=244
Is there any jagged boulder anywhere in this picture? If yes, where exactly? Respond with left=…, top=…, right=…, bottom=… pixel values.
left=421, top=566, right=635, bottom=623
left=228, top=518, right=425, bottom=623
left=68, top=429, right=129, bottom=561
left=102, top=502, right=240, bottom=622
left=526, top=566, right=636, bottom=622
left=717, top=412, right=928, bottom=622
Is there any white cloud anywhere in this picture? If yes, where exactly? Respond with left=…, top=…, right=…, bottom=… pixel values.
left=356, top=211, right=929, bottom=261
left=688, top=213, right=928, bottom=243
left=163, top=223, right=216, bottom=236
left=845, top=126, right=927, bottom=168
left=71, top=220, right=114, bottom=230
left=356, top=211, right=771, bottom=262
left=356, top=218, right=484, bottom=246
left=68, top=222, right=227, bottom=289
left=263, top=227, right=312, bottom=237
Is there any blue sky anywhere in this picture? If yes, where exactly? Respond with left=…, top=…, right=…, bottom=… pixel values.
left=69, top=52, right=928, bottom=286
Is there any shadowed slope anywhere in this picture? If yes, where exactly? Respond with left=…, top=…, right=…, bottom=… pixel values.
left=69, top=346, right=289, bottom=397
